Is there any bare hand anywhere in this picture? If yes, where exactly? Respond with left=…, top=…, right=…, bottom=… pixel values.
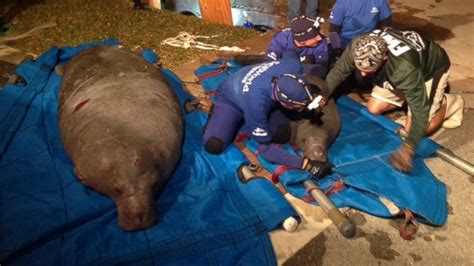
left=390, top=143, right=415, bottom=173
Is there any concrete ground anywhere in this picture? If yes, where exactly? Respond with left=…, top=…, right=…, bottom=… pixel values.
left=0, top=0, right=472, bottom=265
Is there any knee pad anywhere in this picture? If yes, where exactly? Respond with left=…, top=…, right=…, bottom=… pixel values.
left=272, top=124, right=291, bottom=144
left=204, top=137, right=225, bottom=154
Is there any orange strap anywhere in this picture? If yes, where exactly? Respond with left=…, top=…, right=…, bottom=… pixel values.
left=325, top=180, right=345, bottom=196
left=399, top=209, right=419, bottom=240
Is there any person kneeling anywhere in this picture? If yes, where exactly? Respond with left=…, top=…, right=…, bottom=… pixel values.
left=202, top=51, right=332, bottom=179
left=325, top=28, right=465, bottom=173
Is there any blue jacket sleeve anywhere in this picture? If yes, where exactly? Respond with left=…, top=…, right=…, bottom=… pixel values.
left=244, top=92, right=274, bottom=143
left=308, top=39, right=330, bottom=78
left=266, top=33, right=284, bottom=61
left=258, top=143, right=304, bottom=168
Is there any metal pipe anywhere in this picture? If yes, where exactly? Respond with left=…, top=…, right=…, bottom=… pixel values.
left=303, top=180, right=357, bottom=238
left=398, top=128, right=474, bottom=176
left=435, top=149, right=474, bottom=176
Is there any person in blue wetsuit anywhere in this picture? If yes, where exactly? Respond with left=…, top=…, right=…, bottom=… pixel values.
left=202, top=51, right=332, bottom=179
left=328, top=0, right=392, bottom=60
left=266, top=16, right=330, bottom=79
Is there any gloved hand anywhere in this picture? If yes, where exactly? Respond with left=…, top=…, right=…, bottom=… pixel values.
left=390, top=143, right=416, bottom=173
left=302, top=158, right=333, bottom=178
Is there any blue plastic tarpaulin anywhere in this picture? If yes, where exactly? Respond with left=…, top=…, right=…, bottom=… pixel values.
left=0, top=41, right=297, bottom=265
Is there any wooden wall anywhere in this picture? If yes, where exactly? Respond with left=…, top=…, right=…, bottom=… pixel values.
left=198, top=0, right=233, bottom=26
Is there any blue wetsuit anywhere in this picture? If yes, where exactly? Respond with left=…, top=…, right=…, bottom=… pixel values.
left=203, top=51, right=306, bottom=168
left=266, top=29, right=329, bottom=78
left=329, top=0, right=392, bottom=48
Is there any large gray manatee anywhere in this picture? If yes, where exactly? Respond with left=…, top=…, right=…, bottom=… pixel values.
left=289, top=75, right=341, bottom=162
left=58, top=46, right=183, bottom=231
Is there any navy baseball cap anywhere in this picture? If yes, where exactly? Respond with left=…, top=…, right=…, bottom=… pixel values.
left=290, top=16, right=323, bottom=42
left=273, top=73, right=313, bottom=107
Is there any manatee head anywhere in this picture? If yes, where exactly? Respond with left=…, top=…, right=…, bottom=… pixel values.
left=75, top=145, right=169, bottom=231
left=108, top=147, right=169, bottom=231
left=302, top=135, right=329, bottom=162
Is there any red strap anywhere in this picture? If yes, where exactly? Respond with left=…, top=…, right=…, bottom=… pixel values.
left=206, top=89, right=218, bottom=96
left=399, top=209, right=419, bottom=240
left=196, top=66, right=226, bottom=82
left=325, top=180, right=346, bottom=196
left=235, top=132, right=249, bottom=143
left=271, top=165, right=294, bottom=183
left=302, top=194, right=314, bottom=203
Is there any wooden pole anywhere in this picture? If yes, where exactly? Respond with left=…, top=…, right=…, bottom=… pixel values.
left=149, top=0, right=162, bottom=9
left=198, top=0, right=233, bottom=26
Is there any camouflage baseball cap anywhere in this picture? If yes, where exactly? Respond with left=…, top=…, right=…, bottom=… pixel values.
left=353, top=34, right=388, bottom=71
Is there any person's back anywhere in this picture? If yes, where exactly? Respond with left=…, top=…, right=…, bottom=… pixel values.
left=219, top=52, right=303, bottom=111
left=375, top=29, right=449, bottom=85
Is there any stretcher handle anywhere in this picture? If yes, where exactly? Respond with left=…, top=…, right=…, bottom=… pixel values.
left=304, top=180, right=357, bottom=238
left=398, top=128, right=474, bottom=176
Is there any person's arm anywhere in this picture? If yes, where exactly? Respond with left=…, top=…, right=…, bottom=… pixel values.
left=377, top=16, right=392, bottom=29
left=244, top=96, right=302, bottom=167
left=324, top=40, right=356, bottom=97
left=258, top=144, right=332, bottom=178
left=245, top=93, right=332, bottom=177
left=389, top=68, right=429, bottom=173
left=245, top=96, right=274, bottom=144
left=378, top=0, right=393, bottom=29
left=400, top=70, right=430, bottom=148
left=258, top=143, right=303, bottom=168
left=328, top=0, right=344, bottom=53
left=308, top=38, right=330, bottom=78
left=329, top=24, right=342, bottom=52
left=266, top=33, right=285, bottom=61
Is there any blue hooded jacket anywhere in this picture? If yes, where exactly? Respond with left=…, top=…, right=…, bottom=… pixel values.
left=218, top=51, right=304, bottom=144
left=266, top=29, right=329, bottom=78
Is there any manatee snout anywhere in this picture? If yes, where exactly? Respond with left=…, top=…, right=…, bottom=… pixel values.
left=303, top=137, right=328, bottom=162
left=115, top=193, right=157, bottom=231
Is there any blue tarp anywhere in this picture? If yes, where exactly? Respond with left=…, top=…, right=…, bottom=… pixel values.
left=0, top=41, right=297, bottom=265
left=195, top=61, right=447, bottom=226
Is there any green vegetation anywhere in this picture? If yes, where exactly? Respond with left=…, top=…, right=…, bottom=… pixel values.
left=3, top=0, right=258, bottom=70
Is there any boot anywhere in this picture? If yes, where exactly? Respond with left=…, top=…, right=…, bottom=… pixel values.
left=442, top=94, right=465, bottom=129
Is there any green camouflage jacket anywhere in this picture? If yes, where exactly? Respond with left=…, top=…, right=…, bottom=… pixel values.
left=326, top=28, right=450, bottom=147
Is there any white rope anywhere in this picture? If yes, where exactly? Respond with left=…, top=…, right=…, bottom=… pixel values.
left=161, top=31, right=245, bottom=52
left=0, top=21, right=57, bottom=43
